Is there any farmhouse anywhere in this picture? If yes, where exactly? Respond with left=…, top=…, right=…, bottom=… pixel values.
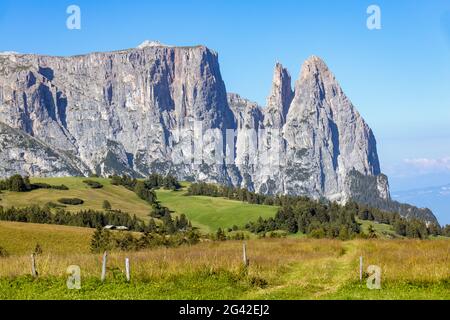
left=103, top=225, right=129, bottom=231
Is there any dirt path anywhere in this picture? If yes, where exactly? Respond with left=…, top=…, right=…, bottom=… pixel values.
left=243, top=242, right=361, bottom=299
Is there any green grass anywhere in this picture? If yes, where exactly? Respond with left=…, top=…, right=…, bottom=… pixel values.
left=357, top=219, right=398, bottom=238
left=0, top=177, right=153, bottom=221
left=324, top=280, right=450, bottom=299
left=0, top=233, right=447, bottom=300
left=155, top=188, right=278, bottom=233
left=0, top=276, right=447, bottom=300
left=0, top=270, right=254, bottom=300
left=0, top=221, right=93, bottom=255
left=0, top=177, right=279, bottom=233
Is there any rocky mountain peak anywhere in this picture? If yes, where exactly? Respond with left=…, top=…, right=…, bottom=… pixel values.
left=289, top=55, right=347, bottom=118
left=0, top=44, right=437, bottom=223
left=0, top=51, right=20, bottom=56
left=264, top=62, right=293, bottom=128
left=137, top=40, right=172, bottom=49
left=300, top=55, right=330, bottom=76
left=302, top=56, right=348, bottom=107
left=283, top=54, right=383, bottom=203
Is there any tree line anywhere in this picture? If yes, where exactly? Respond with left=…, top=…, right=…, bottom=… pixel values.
left=187, top=182, right=278, bottom=205
left=0, top=175, right=68, bottom=192
left=187, top=182, right=449, bottom=239
left=0, top=205, right=143, bottom=230
left=110, top=173, right=181, bottom=192
left=109, top=174, right=193, bottom=235
left=0, top=204, right=197, bottom=235
left=90, top=227, right=200, bottom=253
left=245, top=201, right=360, bottom=240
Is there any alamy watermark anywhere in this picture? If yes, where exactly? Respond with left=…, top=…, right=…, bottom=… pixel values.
left=66, top=265, right=81, bottom=289
left=366, top=265, right=382, bottom=289
left=167, top=121, right=285, bottom=168
left=367, top=5, right=381, bottom=30
left=66, top=5, right=81, bottom=30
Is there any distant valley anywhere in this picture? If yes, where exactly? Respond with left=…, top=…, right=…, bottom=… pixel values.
left=393, top=184, right=450, bottom=225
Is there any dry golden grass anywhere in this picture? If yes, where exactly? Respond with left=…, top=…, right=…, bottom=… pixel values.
left=355, top=239, right=450, bottom=283
left=0, top=221, right=93, bottom=256
left=0, top=234, right=447, bottom=285
left=0, top=238, right=344, bottom=280
left=0, top=221, right=448, bottom=299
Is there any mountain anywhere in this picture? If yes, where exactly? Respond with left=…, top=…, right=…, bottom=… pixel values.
left=393, top=184, right=450, bottom=225
left=0, top=121, right=90, bottom=177
left=0, top=42, right=438, bottom=223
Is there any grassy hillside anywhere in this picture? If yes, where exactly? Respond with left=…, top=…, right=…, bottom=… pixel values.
left=0, top=177, right=153, bottom=221
left=357, top=219, right=398, bottom=238
left=0, top=177, right=414, bottom=238
left=0, top=221, right=92, bottom=255
left=0, top=177, right=279, bottom=233
left=155, top=187, right=278, bottom=233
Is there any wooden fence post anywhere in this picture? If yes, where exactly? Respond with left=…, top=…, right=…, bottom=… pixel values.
left=359, top=256, right=363, bottom=283
left=101, top=251, right=108, bottom=282
left=31, top=253, right=38, bottom=278
left=243, top=243, right=249, bottom=267
left=125, top=258, right=130, bottom=282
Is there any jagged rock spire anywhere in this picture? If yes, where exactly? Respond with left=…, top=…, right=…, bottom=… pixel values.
left=0, top=45, right=435, bottom=223
left=284, top=55, right=382, bottom=200
left=264, top=62, right=293, bottom=127
left=289, top=55, right=345, bottom=116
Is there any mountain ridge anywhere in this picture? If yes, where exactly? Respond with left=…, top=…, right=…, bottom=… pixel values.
left=0, top=43, right=438, bottom=224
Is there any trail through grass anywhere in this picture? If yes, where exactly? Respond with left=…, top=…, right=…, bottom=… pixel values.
left=0, top=238, right=447, bottom=299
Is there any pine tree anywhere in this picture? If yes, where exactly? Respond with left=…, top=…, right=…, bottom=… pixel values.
left=162, top=212, right=176, bottom=234
left=90, top=227, right=112, bottom=253
left=367, top=225, right=377, bottom=238
left=90, top=227, right=104, bottom=253
left=33, top=243, right=43, bottom=255
left=216, top=228, right=226, bottom=241
left=8, top=175, right=27, bottom=192
left=338, top=226, right=350, bottom=240
left=102, top=200, right=112, bottom=211
left=147, top=218, right=157, bottom=233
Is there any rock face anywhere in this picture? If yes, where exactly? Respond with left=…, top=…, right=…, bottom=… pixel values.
left=264, top=62, right=293, bottom=128
left=0, top=43, right=437, bottom=223
left=227, top=57, right=384, bottom=203
left=282, top=56, right=381, bottom=201
left=0, top=122, right=89, bottom=177
left=0, top=45, right=235, bottom=181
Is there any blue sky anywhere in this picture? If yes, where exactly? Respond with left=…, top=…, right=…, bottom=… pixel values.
left=1, top=0, right=449, bottom=192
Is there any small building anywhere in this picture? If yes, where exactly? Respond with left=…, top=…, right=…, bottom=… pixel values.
left=103, top=225, right=129, bottom=231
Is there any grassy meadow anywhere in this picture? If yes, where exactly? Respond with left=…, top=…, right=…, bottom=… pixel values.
left=0, top=177, right=153, bottom=221
left=0, top=221, right=448, bottom=300
left=357, top=219, right=398, bottom=238
left=155, top=187, right=278, bottom=233
left=0, top=177, right=448, bottom=300
left=0, top=178, right=278, bottom=232
left=0, top=221, right=93, bottom=255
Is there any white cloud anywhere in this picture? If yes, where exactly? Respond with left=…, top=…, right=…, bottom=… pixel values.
left=403, top=156, right=450, bottom=172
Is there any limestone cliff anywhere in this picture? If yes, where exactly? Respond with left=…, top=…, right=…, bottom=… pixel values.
left=0, top=43, right=437, bottom=223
